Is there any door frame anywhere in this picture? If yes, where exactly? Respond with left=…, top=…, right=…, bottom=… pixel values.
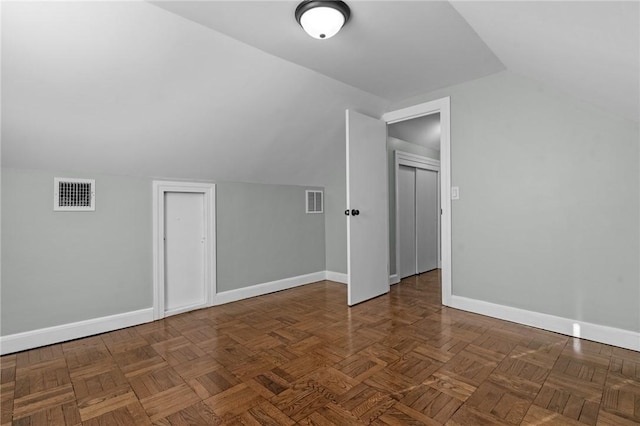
left=382, top=97, right=452, bottom=306
left=394, top=151, right=441, bottom=281
left=152, top=181, right=216, bottom=320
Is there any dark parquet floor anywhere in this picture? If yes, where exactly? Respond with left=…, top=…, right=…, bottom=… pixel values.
left=2, top=271, right=639, bottom=425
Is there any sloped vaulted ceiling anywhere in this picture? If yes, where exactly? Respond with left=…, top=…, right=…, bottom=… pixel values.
left=2, top=1, right=638, bottom=187
left=150, top=1, right=506, bottom=102
left=1, top=1, right=387, bottom=186
left=153, top=0, right=639, bottom=123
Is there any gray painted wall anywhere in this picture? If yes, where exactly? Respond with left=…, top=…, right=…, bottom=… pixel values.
left=216, top=182, right=325, bottom=292
left=387, top=137, right=440, bottom=276
left=324, top=153, right=348, bottom=276
left=1, top=169, right=326, bottom=335
left=391, top=70, right=639, bottom=332
left=1, top=169, right=152, bottom=335
left=3, top=1, right=384, bottom=289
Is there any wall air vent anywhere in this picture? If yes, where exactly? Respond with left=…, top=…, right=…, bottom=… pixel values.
left=306, top=190, right=323, bottom=214
left=54, top=178, right=95, bottom=211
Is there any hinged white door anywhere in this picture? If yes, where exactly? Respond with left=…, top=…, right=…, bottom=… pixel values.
left=164, top=192, right=207, bottom=316
left=346, top=110, right=389, bottom=306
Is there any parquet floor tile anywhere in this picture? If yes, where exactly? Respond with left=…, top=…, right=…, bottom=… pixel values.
left=521, top=404, right=587, bottom=425
left=112, top=345, right=167, bottom=379
left=597, top=409, right=640, bottom=426
left=435, top=346, right=502, bottom=388
left=153, top=401, right=220, bottom=426
left=336, top=354, right=386, bottom=383
left=270, top=384, right=328, bottom=421
left=81, top=401, right=150, bottom=426
left=15, top=346, right=65, bottom=370
left=336, top=383, right=396, bottom=424
left=2, top=270, right=640, bottom=425
left=151, top=336, right=207, bottom=367
left=229, top=399, right=295, bottom=425
left=172, top=355, right=222, bottom=382
left=447, top=405, right=513, bottom=425
left=372, top=403, right=439, bottom=425
left=463, top=381, right=531, bottom=424
left=363, top=368, right=415, bottom=396
left=101, top=329, right=148, bottom=355
left=399, top=384, right=464, bottom=423
left=600, top=374, right=640, bottom=424
left=301, top=402, right=366, bottom=425
left=188, top=366, right=241, bottom=400
left=72, top=365, right=136, bottom=422
left=11, top=401, right=81, bottom=426
left=12, top=383, right=76, bottom=421
left=301, top=367, right=359, bottom=400
left=77, top=384, right=138, bottom=422
left=424, top=373, right=476, bottom=403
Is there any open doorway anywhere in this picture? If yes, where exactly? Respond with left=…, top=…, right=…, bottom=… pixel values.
left=345, top=98, right=451, bottom=307
left=387, top=113, right=441, bottom=281
left=382, top=97, right=452, bottom=306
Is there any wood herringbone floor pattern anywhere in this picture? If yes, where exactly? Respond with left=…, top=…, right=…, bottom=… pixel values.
left=1, top=271, right=639, bottom=425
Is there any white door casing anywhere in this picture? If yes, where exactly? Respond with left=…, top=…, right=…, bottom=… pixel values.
left=346, top=110, right=390, bottom=306
left=152, top=181, right=216, bottom=320
left=384, top=97, right=452, bottom=306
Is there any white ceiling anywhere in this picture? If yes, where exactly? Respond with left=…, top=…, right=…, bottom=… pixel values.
left=2, top=1, right=638, bottom=186
left=388, top=113, right=441, bottom=151
left=1, top=1, right=386, bottom=185
left=150, top=1, right=506, bottom=103
left=450, top=1, right=639, bottom=123
left=153, top=0, right=639, bottom=123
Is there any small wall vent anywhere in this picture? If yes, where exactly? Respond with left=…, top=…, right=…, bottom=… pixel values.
left=306, top=190, right=323, bottom=214
left=54, top=178, right=95, bottom=211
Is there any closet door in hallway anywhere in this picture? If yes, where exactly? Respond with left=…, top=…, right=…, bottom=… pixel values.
left=398, top=165, right=439, bottom=279
left=398, top=165, right=417, bottom=279
left=416, top=168, right=438, bottom=273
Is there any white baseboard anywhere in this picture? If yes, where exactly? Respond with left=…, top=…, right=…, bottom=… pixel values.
left=6, top=281, right=635, bottom=355
left=325, top=271, right=348, bottom=284
left=0, top=271, right=331, bottom=354
left=449, top=296, right=640, bottom=352
left=214, top=271, right=327, bottom=305
left=389, top=274, right=400, bottom=285
left=0, top=308, right=154, bottom=355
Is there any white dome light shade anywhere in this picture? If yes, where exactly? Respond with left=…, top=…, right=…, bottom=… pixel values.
left=300, top=7, right=344, bottom=39
left=295, top=1, right=351, bottom=40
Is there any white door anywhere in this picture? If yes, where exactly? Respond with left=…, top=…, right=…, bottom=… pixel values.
left=398, top=165, right=417, bottom=279
left=416, top=168, right=439, bottom=273
left=164, top=192, right=206, bottom=316
left=346, top=110, right=389, bottom=306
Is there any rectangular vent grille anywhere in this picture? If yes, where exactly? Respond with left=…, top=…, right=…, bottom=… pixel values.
left=54, top=178, right=95, bottom=211
left=306, top=190, right=323, bottom=214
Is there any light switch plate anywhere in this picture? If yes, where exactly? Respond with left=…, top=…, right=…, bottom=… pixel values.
left=451, top=186, right=459, bottom=200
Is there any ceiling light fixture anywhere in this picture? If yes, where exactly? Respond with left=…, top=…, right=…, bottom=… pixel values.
left=295, top=1, right=351, bottom=40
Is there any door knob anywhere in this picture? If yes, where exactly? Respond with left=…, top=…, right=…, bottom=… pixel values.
left=351, top=209, right=360, bottom=216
